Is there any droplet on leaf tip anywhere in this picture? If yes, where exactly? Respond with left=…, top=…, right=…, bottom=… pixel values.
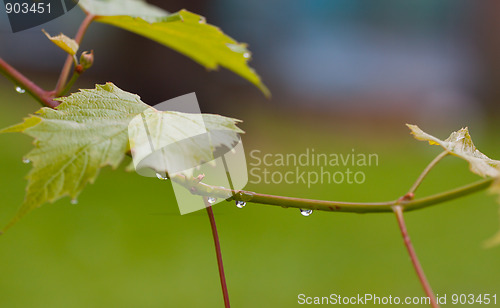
left=15, top=86, right=25, bottom=94
left=156, top=172, right=168, bottom=180
left=235, top=200, right=246, bottom=208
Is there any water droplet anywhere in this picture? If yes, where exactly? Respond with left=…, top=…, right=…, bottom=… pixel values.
left=198, top=17, right=206, bottom=24
left=156, top=172, right=168, bottom=180
left=300, top=209, right=313, bottom=216
left=235, top=200, right=246, bottom=208
left=207, top=197, right=217, bottom=204
left=15, top=86, right=25, bottom=94
left=243, top=52, right=250, bottom=59
left=71, top=199, right=78, bottom=205
left=22, top=158, right=30, bottom=164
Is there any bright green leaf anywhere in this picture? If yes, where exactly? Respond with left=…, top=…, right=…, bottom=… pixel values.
left=0, top=83, right=242, bottom=232
left=79, top=0, right=168, bottom=20
left=42, top=29, right=79, bottom=56
left=79, top=0, right=269, bottom=96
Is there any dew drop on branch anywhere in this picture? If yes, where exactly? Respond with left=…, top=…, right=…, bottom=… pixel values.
left=235, top=200, right=246, bottom=208
left=300, top=209, right=313, bottom=216
left=15, top=86, right=25, bottom=94
left=156, top=172, right=169, bottom=180
left=207, top=197, right=217, bottom=204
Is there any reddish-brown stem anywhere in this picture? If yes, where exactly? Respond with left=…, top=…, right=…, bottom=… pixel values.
left=1, top=13, right=96, bottom=107
left=393, top=205, right=439, bottom=308
left=54, top=13, right=95, bottom=94
left=204, top=197, right=231, bottom=308
left=0, top=57, right=58, bottom=107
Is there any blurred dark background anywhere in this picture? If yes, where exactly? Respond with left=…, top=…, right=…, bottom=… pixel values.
left=1, top=0, right=500, bottom=124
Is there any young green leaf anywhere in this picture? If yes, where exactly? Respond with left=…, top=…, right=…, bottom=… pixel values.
left=42, top=30, right=79, bottom=56
left=0, top=83, right=242, bottom=233
left=78, top=0, right=269, bottom=96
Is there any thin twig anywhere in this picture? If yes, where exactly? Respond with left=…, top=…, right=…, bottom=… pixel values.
left=402, top=178, right=492, bottom=211
left=393, top=206, right=439, bottom=308
left=204, top=197, right=231, bottom=308
left=407, top=151, right=449, bottom=196
left=54, top=13, right=95, bottom=94
left=173, top=175, right=493, bottom=214
left=0, top=57, right=58, bottom=107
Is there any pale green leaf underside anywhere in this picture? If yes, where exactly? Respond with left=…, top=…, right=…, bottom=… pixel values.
left=407, top=124, right=500, bottom=178
left=79, top=0, right=269, bottom=96
left=0, top=83, right=242, bottom=232
left=407, top=124, right=500, bottom=247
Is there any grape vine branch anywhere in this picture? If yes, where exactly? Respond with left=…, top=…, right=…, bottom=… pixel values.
left=174, top=151, right=493, bottom=308
left=2, top=6, right=499, bottom=308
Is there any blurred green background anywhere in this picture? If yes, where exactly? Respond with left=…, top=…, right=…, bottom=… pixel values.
left=2, top=1, right=500, bottom=307
left=1, top=82, right=500, bottom=307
